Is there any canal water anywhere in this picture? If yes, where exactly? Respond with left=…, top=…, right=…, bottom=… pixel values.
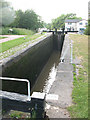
left=2, top=50, right=61, bottom=95
left=31, top=50, right=61, bottom=94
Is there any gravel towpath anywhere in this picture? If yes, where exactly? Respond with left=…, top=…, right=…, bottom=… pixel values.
left=0, top=35, right=25, bottom=43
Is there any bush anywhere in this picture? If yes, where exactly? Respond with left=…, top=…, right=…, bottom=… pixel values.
left=84, top=26, right=90, bottom=35
left=84, top=20, right=90, bottom=35
left=0, top=27, right=35, bottom=35
left=1, top=27, right=10, bottom=35
left=12, top=28, right=35, bottom=35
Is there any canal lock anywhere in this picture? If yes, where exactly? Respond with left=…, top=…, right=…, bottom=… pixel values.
left=1, top=33, right=65, bottom=118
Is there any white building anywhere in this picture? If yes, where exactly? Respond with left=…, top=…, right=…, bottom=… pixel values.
left=65, top=19, right=88, bottom=34
left=38, top=28, right=48, bottom=32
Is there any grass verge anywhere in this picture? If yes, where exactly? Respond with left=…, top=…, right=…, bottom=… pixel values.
left=0, top=36, right=7, bottom=39
left=0, top=27, right=35, bottom=35
left=68, top=34, right=88, bottom=118
left=0, top=33, right=44, bottom=53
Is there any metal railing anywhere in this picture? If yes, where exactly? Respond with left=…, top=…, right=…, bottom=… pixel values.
left=70, top=40, right=73, bottom=64
left=0, top=77, right=31, bottom=101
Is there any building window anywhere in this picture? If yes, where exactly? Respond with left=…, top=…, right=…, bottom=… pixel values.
left=79, top=28, right=85, bottom=31
left=68, top=23, right=72, bottom=25
left=85, top=23, right=88, bottom=25
left=79, top=22, right=83, bottom=25
left=67, top=28, right=71, bottom=31
left=72, top=27, right=74, bottom=31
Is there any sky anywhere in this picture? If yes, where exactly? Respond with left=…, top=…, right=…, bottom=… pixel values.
left=8, top=0, right=89, bottom=23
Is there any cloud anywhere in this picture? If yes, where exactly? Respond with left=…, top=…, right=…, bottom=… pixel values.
left=7, top=0, right=88, bottom=23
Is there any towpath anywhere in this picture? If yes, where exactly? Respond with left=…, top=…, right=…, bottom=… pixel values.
left=0, top=35, right=25, bottom=44
left=45, top=34, right=73, bottom=118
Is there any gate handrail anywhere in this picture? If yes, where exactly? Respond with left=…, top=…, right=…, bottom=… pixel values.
left=0, top=77, right=31, bottom=101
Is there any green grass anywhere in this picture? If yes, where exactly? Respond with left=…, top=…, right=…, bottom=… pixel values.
left=0, top=33, right=44, bottom=53
left=10, top=110, right=30, bottom=119
left=68, top=64, right=88, bottom=118
left=68, top=34, right=88, bottom=118
left=0, top=36, right=7, bottom=39
left=0, top=27, right=35, bottom=35
left=12, top=28, right=35, bottom=35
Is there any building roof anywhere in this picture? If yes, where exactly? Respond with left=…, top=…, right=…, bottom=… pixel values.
left=65, top=19, right=81, bottom=23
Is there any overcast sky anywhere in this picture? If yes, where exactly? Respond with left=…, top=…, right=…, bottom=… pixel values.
left=8, top=0, right=89, bottom=23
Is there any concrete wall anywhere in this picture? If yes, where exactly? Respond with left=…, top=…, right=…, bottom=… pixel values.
left=1, top=33, right=65, bottom=95
left=53, top=33, right=65, bottom=52
left=2, top=34, right=53, bottom=94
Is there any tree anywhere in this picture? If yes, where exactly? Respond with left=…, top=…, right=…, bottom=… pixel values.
left=10, top=9, right=44, bottom=30
left=50, top=13, right=82, bottom=30
left=11, top=10, right=24, bottom=28
left=84, top=20, right=90, bottom=35
left=46, top=23, right=52, bottom=30
left=0, top=0, right=15, bottom=26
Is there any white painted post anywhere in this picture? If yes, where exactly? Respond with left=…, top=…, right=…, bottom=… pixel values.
left=27, top=81, right=31, bottom=101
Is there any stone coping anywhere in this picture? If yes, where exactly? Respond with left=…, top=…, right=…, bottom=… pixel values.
left=0, top=33, right=52, bottom=71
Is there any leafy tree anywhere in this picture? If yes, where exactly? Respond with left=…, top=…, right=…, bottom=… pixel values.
left=84, top=20, right=90, bottom=35
left=50, top=13, right=82, bottom=30
left=0, top=0, right=15, bottom=26
left=46, top=23, right=52, bottom=30
left=10, top=9, right=44, bottom=30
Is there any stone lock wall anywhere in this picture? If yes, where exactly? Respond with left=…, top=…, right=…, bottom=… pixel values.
left=2, top=33, right=65, bottom=95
